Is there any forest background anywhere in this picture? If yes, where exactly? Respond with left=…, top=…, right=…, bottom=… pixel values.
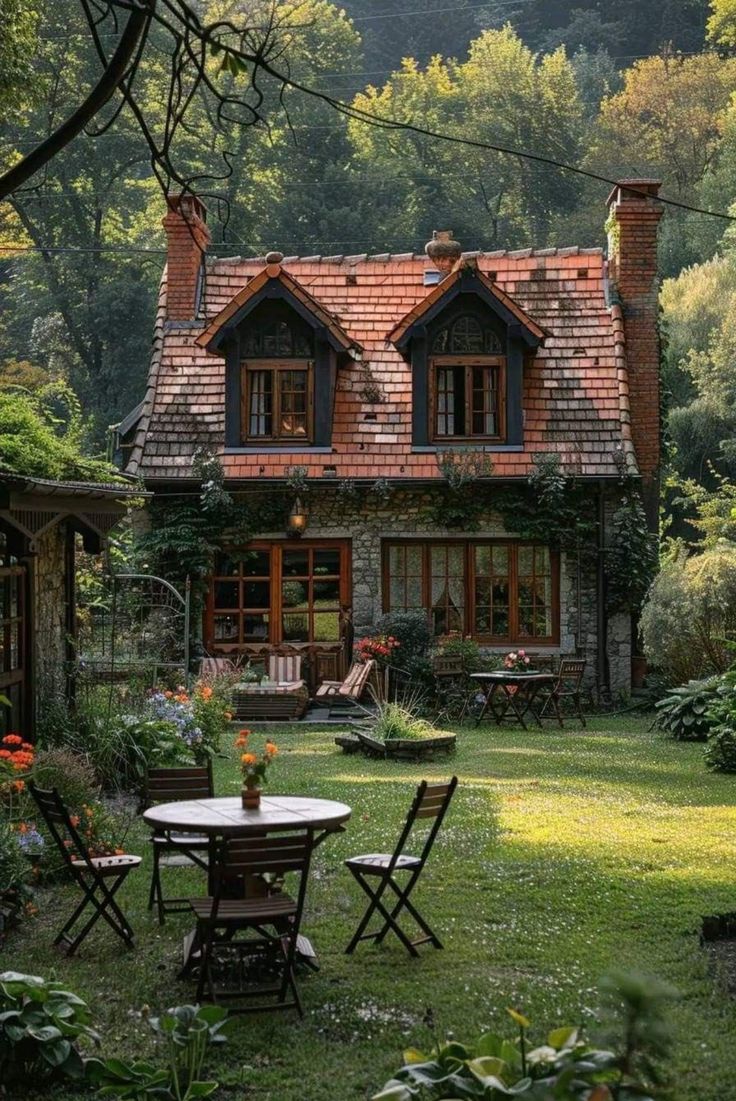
left=2, top=0, right=736, bottom=516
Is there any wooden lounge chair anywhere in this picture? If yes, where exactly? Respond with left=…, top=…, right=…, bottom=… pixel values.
left=268, top=654, right=303, bottom=685
left=314, top=658, right=375, bottom=717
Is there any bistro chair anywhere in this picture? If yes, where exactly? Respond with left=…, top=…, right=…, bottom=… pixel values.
left=537, top=658, right=587, bottom=727
left=188, top=831, right=315, bottom=1015
left=143, top=763, right=214, bottom=925
left=344, top=777, right=458, bottom=957
left=314, top=658, right=375, bottom=717
left=29, top=781, right=141, bottom=955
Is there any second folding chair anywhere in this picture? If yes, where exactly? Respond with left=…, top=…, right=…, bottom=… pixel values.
left=29, top=782, right=141, bottom=955
left=345, top=777, right=458, bottom=957
left=143, top=763, right=214, bottom=924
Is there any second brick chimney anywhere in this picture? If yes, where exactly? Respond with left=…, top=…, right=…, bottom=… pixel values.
left=606, top=179, right=663, bottom=528
left=162, top=193, right=211, bottom=321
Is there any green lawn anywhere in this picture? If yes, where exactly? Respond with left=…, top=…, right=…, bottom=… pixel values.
left=8, top=716, right=736, bottom=1100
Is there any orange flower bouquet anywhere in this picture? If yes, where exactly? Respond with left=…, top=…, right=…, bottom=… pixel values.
left=235, top=729, right=277, bottom=809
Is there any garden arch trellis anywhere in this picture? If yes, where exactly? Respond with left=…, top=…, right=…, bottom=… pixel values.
left=76, top=571, right=191, bottom=687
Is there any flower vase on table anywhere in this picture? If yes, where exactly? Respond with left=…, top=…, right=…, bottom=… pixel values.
left=235, top=728, right=278, bottom=810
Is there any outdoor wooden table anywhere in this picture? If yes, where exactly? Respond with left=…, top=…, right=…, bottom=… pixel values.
left=143, top=795, right=351, bottom=972
left=470, top=671, right=555, bottom=730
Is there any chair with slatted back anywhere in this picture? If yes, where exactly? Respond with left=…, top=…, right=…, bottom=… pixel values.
left=345, top=776, right=458, bottom=957
left=536, top=658, right=587, bottom=727
left=29, top=782, right=141, bottom=955
left=268, top=653, right=303, bottom=686
left=314, top=658, right=375, bottom=716
left=188, top=831, right=315, bottom=1014
left=143, top=763, right=214, bottom=925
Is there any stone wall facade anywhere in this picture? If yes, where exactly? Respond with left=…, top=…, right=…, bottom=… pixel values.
left=234, top=485, right=632, bottom=699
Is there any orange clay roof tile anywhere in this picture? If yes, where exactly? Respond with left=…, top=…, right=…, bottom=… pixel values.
left=132, top=247, right=634, bottom=482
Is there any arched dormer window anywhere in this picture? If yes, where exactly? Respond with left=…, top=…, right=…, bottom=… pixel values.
left=429, top=309, right=505, bottom=442
left=431, top=314, right=504, bottom=355
left=241, top=302, right=315, bottom=443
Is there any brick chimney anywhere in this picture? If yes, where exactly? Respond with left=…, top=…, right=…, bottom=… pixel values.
left=606, top=179, right=663, bottom=528
left=162, top=193, right=211, bottom=320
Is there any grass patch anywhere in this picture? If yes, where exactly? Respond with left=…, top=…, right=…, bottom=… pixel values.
left=7, top=715, right=736, bottom=1100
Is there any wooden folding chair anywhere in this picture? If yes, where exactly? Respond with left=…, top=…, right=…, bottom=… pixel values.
left=537, top=658, right=587, bottom=727
left=314, top=658, right=374, bottom=717
left=345, top=777, right=458, bottom=957
left=188, top=831, right=315, bottom=1015
left=29, top=782, right=141, bottom=955
left=143, top=764, right=214, bottom=925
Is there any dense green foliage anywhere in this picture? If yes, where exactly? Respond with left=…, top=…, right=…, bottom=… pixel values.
left=654, top=678, right=721, bottom=740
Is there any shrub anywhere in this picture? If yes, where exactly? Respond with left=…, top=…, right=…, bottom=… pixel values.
left=433, top=634, right=483, bottom=673
left=654, top=678, right=722, bottom=741
left=0, top=822, right=33, bottom=941
left=374, top=611, right=432, bottom=666
left=641, top=543, right=736, bottom=683
left=705, top=667, right=736, bottom=772
left=0, top=971, right=99, bottom=1087
left=32, top=748, right=100, bottom=809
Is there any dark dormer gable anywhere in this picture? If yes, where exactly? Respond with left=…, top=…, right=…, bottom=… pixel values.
left=389, top=262, right=548, bottom=450
left=389, top=262, right=548, bottom=351
left=195, top=260, right=361, bottom=451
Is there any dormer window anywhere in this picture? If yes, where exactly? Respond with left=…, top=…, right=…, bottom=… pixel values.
left=240, top=305, right=315, bottom=444
left=430, top=313, right=505, bottom=443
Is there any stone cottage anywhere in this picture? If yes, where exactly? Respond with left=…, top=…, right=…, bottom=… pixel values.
left=122, top=181, right=663, bottom=697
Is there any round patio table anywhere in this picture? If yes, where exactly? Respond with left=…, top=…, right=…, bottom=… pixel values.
left=143, top=794, right=352, bottom=839
left=143, top=795, right=352, bottom=973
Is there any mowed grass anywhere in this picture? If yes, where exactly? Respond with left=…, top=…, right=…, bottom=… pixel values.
left=7, top=716, right=736, bottom=1100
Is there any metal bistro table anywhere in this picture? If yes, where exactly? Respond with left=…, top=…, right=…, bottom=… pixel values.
left=143, top=794, right=351, bottom=972
left=471, top=671, right=555, bottom=730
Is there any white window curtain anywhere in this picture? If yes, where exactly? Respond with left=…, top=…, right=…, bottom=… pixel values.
left=249, top=370, right=268, bottom=435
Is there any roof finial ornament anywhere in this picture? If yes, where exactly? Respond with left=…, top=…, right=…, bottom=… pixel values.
left=425, top=230, right=462, bottom=273
left=265, top=250, right=284, bottom=264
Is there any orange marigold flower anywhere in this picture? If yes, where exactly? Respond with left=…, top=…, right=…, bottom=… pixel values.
left=164, top=690, right=173, bottom=699
left=199, top=685, right=213, bottom=700
left=13, top=780, right=25, bottom=793
left=241, top=752, right=257, bottom=766
left=265, top=741, right=278, bottom=757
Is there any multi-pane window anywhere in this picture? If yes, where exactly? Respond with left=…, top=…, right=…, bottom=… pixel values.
left=430, top=313, right=505, bottom=441
left=208, top=542, right=348, bottom=649
left=384, top=541, right=558, bottom=643
left=0, top=561, right=26, bottom=735
left=432, top=361, right=502, bottom=439
left=242, top=361, right=312, bottom=442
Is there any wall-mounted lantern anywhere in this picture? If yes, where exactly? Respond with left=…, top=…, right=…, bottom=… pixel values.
left=287, top=497, right=308, bottom=537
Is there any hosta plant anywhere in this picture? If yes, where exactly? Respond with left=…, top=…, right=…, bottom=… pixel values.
left=373, top=973, right=672, bottom=1101
left=87, top=1003, right=231, bottom=1099
left=654, top=677, right=721, bottom=741
left=0, top=971, right=99, bottom=1087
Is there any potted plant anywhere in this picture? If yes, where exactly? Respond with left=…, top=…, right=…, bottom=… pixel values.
left=234, top=729, right=277, bottom=809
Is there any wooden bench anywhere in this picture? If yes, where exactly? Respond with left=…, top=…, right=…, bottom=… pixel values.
left=314, top=659, right=375, bottom=717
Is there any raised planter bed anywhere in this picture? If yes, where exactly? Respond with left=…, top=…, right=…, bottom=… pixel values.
left=355, top=730, right=457, bottom=761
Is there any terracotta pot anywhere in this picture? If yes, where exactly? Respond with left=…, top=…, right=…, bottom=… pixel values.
left=242, top=785, right=261, bottom=810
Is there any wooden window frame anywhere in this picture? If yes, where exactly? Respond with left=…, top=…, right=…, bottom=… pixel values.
left=428, top=355, right=506, bottom=444
left=240, top=358, right=314, bottom=445
left=206, top=540, right=351, bottom=651
left=382, top=539, right=559, bottom=646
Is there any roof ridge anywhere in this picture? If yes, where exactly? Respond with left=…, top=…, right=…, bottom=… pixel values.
left=206, top=245, right=604, bottom=268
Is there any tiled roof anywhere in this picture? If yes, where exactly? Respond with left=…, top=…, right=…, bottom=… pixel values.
left=131, top=245, right=636, bottom=482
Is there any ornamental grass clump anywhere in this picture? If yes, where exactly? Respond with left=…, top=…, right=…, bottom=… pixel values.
left=373, top=699, right=436, bottom=742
